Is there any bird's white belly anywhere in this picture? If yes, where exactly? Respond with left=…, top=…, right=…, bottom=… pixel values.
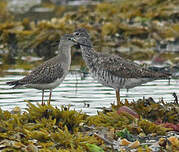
left=123, top=78, right=153, bottom=89
left=96, top=76, right=153, bottom=89
left=25, top=77, right=65, bottom=90
left=91, top=70, right=153, bottom=89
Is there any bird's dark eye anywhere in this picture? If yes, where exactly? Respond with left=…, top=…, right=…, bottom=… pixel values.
left=75, top=32, right=80, bottom=36
left=67, top=37, right=73, bottom=41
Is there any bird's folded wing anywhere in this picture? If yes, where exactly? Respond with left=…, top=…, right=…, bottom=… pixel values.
left=98, top=55, right=168, bottom=78
left=18, top=63, right=64, bottom=85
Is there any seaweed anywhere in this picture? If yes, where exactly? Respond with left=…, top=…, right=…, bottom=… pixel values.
left=0, top=0, right=178, bottom=151
left=0, top=102, right=98, bottom=151
left=116, top=128, right=135, bottom=142
left=0, top=1, right=14, bottom=22
left=0, top=100, right=178, bottom=151
left=87, top=111, right=135, bottom=129
left=122, top=98, right=179, bottom=124
left=25, top=101, right=87, bottom=132
left=138, top=119, right=167, bottom=135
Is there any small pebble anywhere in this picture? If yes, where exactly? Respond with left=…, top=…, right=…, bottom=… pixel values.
left=128, top=140, right=140, bottom=149
left=117, top=106, right=139, bottom=119
left=167, top=136, right=179, bottom=147
left=120, top=139, right=131, bottom=146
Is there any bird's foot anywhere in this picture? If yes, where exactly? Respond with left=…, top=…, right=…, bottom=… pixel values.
left=47, top=100, right=51, bottom=105
left=117, top=99, right=123, bottom=107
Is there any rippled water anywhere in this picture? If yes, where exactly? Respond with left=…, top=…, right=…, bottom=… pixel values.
left=0, top=69, right=179, bottom=115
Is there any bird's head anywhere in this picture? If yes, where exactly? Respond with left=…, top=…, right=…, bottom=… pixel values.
left=73, top=28, right=90, bottom=39
left=70, top=28, right=92, bottom=48
left=52, top=34, right=77, bottom=48
left=59, top=34, right=77, bottom=47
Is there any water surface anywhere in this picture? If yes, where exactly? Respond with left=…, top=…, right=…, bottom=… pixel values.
left=0, top=69, right=178, bottom=115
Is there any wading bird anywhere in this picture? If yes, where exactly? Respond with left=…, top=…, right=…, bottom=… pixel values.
left=71, top=28, right=170, bottom=106
left=7, top=34, right=76, bottom=105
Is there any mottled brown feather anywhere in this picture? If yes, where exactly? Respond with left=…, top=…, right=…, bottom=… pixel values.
left=16, top=56, right=64, bottom=85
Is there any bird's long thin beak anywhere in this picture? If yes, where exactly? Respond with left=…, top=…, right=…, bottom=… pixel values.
left=69, top=37, right=77, bottom=43
left=70, top=37, right=91, bottom=47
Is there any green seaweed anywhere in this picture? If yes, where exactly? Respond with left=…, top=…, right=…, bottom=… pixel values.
left=116, top=128, right=135, bottom=142
left=86, top=143, right=104, bottom=152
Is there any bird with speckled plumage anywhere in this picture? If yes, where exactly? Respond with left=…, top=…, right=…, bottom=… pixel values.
left=71, top=28, right=171, bottom=106
left=7, top=34, right=76, bottom=105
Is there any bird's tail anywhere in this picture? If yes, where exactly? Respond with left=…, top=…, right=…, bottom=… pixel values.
left=149, top=65, right=179, bottom=78
left=171, top=65, right=179, bottom=78
left=6, top=80, right=22, bottom=89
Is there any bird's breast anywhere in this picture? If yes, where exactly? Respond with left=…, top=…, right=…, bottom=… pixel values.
left=90, top=68, right=121, bottom=89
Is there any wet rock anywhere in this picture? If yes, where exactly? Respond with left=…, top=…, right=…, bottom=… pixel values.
left=149, top=142, right=161, bottom=152
left=168, top=136, right=179, bottom=148
left=49, top=0, right=65, bottom=5
left=50, top=0, right=98, bottom=5
left=128, top=140, right=140, bottom=149
left=117, top=106, right=139, bottom=119
left=32, top=6, right=54, bottom=13
left=120, top=139, right=131, bottom=146
left=7, top=0, right=41, bottom=14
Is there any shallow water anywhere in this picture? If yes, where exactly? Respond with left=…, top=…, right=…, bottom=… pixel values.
left=0, top=69, right=179, bottom=115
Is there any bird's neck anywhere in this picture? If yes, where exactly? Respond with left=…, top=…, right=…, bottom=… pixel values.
left=59, top=44, right=71, bottom=54
left=80, top=45, right=97, bottom=68
left=58, top=44, right=71, bottom=64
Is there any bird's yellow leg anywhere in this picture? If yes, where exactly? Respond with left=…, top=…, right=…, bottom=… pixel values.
left=116, top=89, right=121, bottom=107
left=41, top=90, right=44, bottom=105
left=48, top=89, right=52, bottom=105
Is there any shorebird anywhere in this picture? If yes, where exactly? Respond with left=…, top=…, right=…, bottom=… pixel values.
left=7, top=34, right=76, bottom=105
left=71, top=28, right=171, bottom=106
